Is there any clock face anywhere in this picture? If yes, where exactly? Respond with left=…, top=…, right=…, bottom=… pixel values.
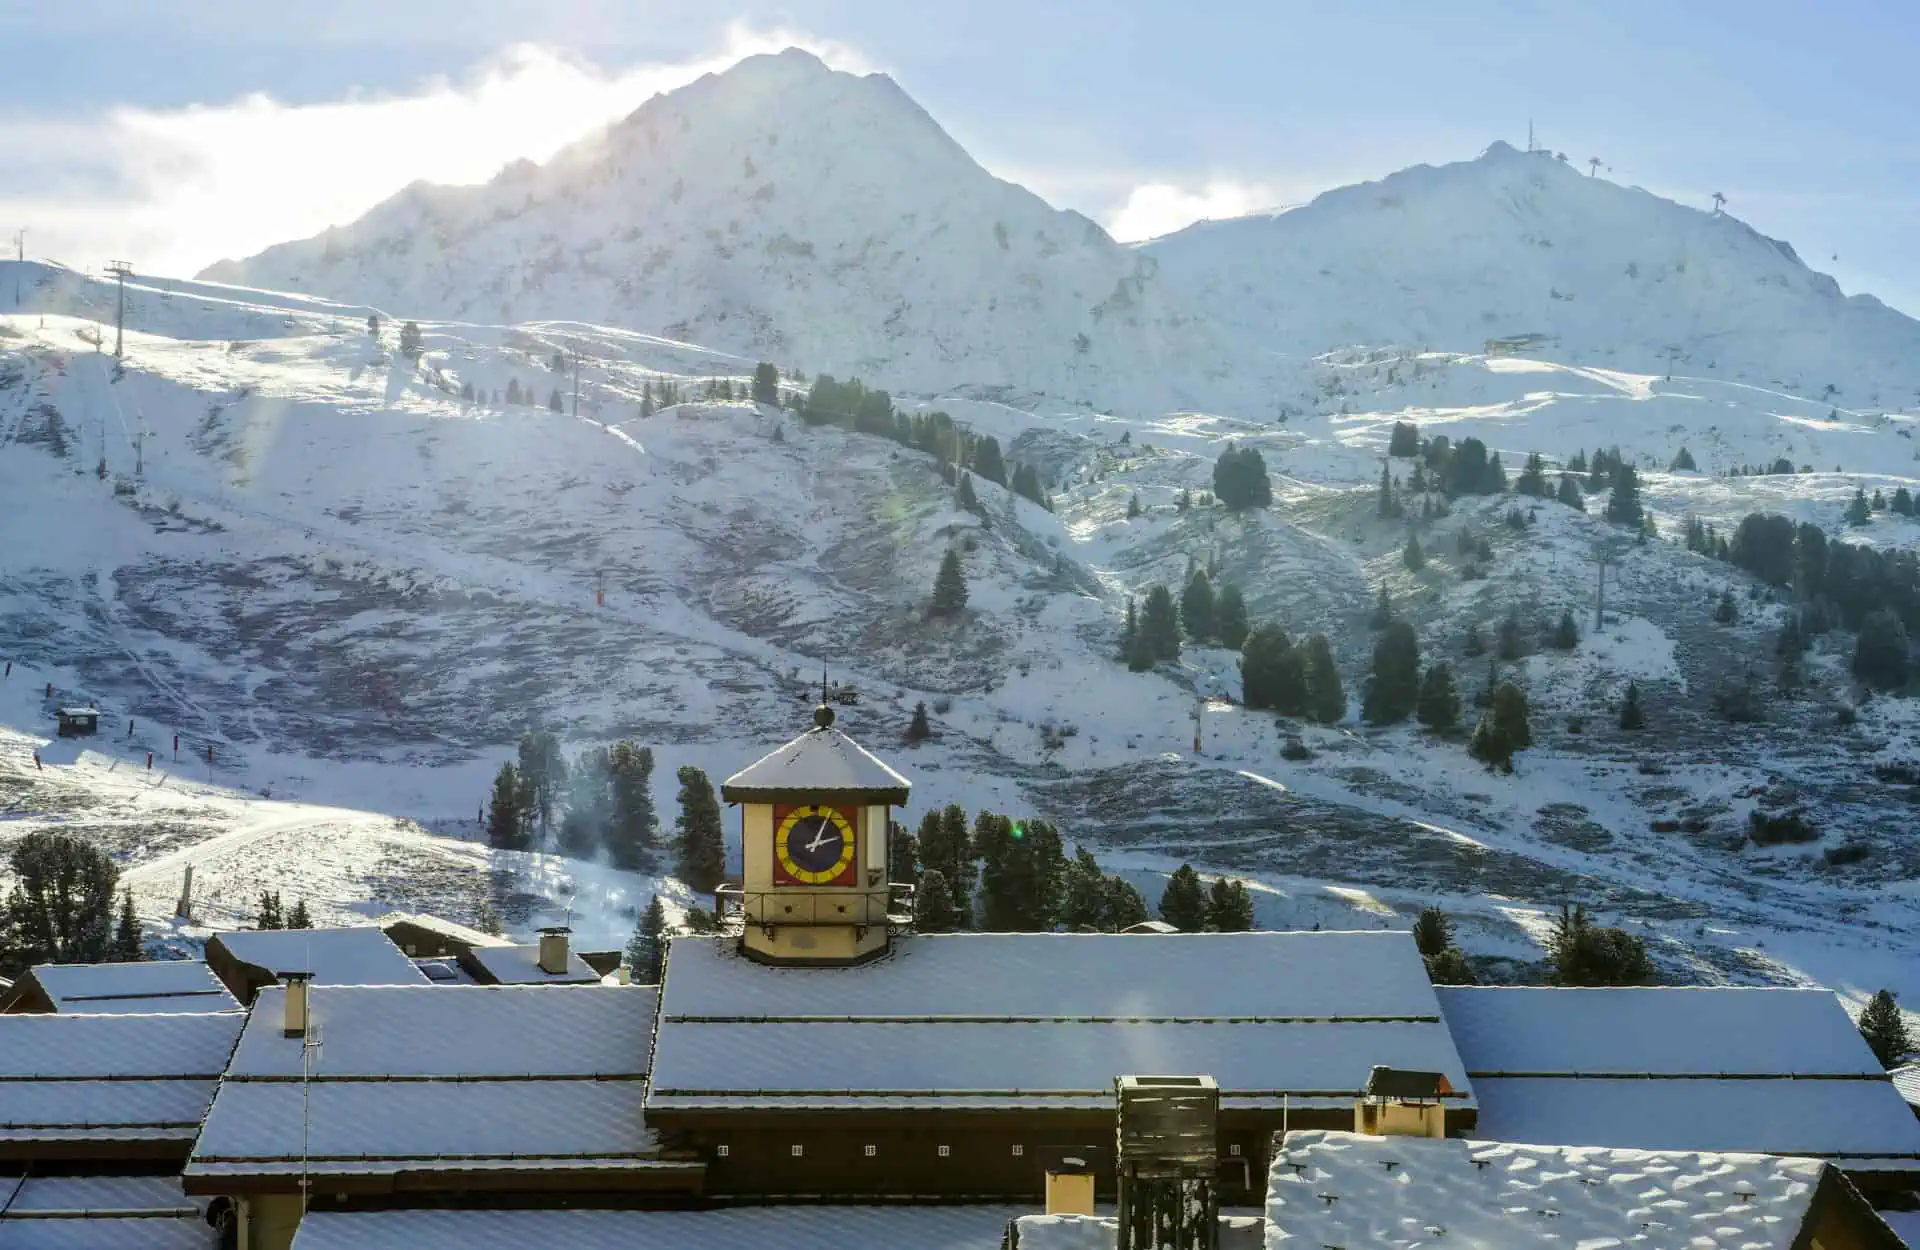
left=774, top=804, right=858, bottom=885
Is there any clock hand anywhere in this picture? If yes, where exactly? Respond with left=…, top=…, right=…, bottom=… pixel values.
left=805, top=827, right=834, bottom=854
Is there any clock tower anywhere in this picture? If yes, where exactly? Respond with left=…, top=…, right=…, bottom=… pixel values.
left=719, top=702, right=912, bottom=965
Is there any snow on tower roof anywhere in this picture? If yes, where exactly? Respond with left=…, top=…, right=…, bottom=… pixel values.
left=719, top=707, right=910, bottom=804
left=1264, top=1130, right=1901, bottom=1250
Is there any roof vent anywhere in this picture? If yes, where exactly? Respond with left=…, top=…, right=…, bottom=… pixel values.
left=537, top=925, right=571, bottom=976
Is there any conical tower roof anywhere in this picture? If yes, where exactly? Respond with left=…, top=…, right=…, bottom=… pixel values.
left=720, top=705, right=911, bottom=805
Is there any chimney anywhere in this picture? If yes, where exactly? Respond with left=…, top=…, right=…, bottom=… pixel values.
left=1356, top=1066, right=1450, bottom=1138
left=614, top=965, right=632, bottom=986
left=281, top=972, right=313, bottom=1038
left=537, top=925, right=571, bottom=976
left=174, top=864, right=194, bottom=921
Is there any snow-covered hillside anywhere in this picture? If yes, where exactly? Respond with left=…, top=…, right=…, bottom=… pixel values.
left=4, top=260, right=1920, bottom=1042
left=200, top=51, right=1920, bottom=423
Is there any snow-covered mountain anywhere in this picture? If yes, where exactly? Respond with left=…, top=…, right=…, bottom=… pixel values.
left=200, top=48, right=1208, bottom=412
left=203, top=50, right=1920, bottom=419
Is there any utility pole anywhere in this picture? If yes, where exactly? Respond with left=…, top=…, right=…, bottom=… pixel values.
left=570, top=349, right=581, bottom=418
left=106, top=261, right=132, bottom=358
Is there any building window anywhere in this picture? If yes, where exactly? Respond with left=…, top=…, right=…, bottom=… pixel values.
left=791, top=1145, right=804, bottom=1158
left=716, top=1145, right=729, bottom=1158
left=1011, top=1144, right=1024, bottom=1157
left=864, top=1145, right=877, bottom=1157
left=1229, top=1144, right=1242, bottom=1157
left=938, top=1145, right=951, bottom=1158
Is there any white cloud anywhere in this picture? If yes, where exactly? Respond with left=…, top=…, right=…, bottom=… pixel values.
left=0, top=22, right=873, bottom=279
left=1104, top=179, right=1291, bottom=242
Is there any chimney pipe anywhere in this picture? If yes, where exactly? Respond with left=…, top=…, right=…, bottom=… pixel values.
left=281, top=972, right=313, bottom=1037
left=537, top=926, right=570, bottom=976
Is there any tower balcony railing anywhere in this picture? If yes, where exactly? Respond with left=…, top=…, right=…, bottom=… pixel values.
left=714, top=881, right=917, bottom=933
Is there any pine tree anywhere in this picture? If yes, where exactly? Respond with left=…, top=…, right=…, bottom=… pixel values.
left=1873, top=488, right=1887, bottom=512
left=1853, top=609, right=1909, bottom=690
left=1670, top=446, right=1698, bottom=472
left=970, top=435, right=1008, bottom=486
left=1215, top=584, right=1249, bottom=650
left=1417, top=663, right=1461, bottom=732
left=367, top=313, right=381, bottom=339
left=1363, top=621, right=1421, bottom=725
left=112, top=890, right=143, bottom=961
left=930, top=549, right=968, bottom=619
left=1514, top=452, right=1549, bottom=497
left=1376, top=463, right=1398, bottom=517
left=516, top=732, right=567, bottom=836
left=956, top=471, right=980, bottom=513
left=1369, top=585, right=1395, bottom=629
left=1605, top=462, right=1644, bottom=527
left=907, top=702, right=932, bottom=743
left=1497, top=610, right=1524, bottom=661
left=559, top=745, right=611, bottom=858
left=1551, top=609, right=1579, bottom=650
left=3, top=833, right=121, bottom=966
left=1857, top=989, right=1914, bottom=1066
left=1402, top=531, right=1425, bottom=571
left=673, top=766, right=726, bottom=894
left=751, top=362, right=780, bottom=405
left=1895, top=487, right=1915, bottom=516
left=627, top=896, right=669, bottom=983
left=889, top=819, right=920, bottom=884
left=1158, top=864, right=1209, bottom=931
left=1387, top=421, right=1421, bottom=457
left=1619, top=681, right=1645, bottom=730
left=1141, top=585, right=1182, bottom=662
left=1546, top=904, right=1653, bottom=986
left=919, top=805, right=976, bottom=927
left=1181, top=570, right=1216, bottom=644
left=1213, top=445, right=1273, bottom=511
left=398, top=321, right=422, bottom=359
left=1119, top=597, right=1139, bottom=661
left=1239, top=624, right=1295, bottom=711
left=975, top=816, right=1067, bottom=932
left=1302, top=633, right=1345, bottom=724
left=914, top=869, right=962, bottom=933
left=1126, top=494, right=1142, bottom=519
left=1412, top=906, right=1452, bottom=957
left=1713, top=589, right=1738, bottom=625
left=1847, top=487, right=1871, bottom=527
left=1205, top=877, right=1255, bottom=932
left=286, top=899, right=312, bottom=930
left=548, top=388, right=564, bottom=413
left=488, top=762, right=526, bottom=851
left=255, top=890, right=284, bottom=930
left=1556, top=474, right=1585, bottom=510
left=606, top=741, right=657, bottom=872
left=1470, top=682, right=1532, bottom=773
left=1059, top=848, right=1110, bottom=931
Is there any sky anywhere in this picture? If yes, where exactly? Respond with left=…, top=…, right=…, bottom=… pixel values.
left=3, top=0, right=1919, bottom=312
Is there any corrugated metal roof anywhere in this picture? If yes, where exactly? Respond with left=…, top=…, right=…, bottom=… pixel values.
left=648, top=1020, right=1472, bottom=1107
left=0, top=1218, right=217, bottom=1249
left=1891, top=1064, right=1920, bottom=1108
left=1469, top=1076, right=1920, bottom=1159
left=227, top=985, right=655, bottom=1078
left=3, top=1175, right=200, bottom=1217
left=0, top=1012, right=242, bottom=1078
left=662, top=931, right=1443, bottom=1021
left=466, top=944, right=601, bottom=985
left=720, top=723, right=911, bottom=802
left=0, top=1081, right=219, bottom=1138
left=1267, top=1131, right=1825, bottom=1250
left=1436, top=986, right=1885, bottom=1076
left=289, top=1206, right=1027, bottom=1250
left=189, top=1080, right=655, bottom=1168
left=212, top=927, right=428, bottom=987
left=29, top=961, right=238, bottom=1014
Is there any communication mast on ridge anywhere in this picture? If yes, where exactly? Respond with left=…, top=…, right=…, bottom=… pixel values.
left=106, top=261, right=133, bottom=358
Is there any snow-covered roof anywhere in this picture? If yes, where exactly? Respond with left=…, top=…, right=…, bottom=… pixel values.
left=287, top=1205, right=1028, bottom=1250
left=376, top=911, right=512, bottom=949
left=663, top=931, right=1444, bottom=1019
left=2, top=1175, right=201, bottom=1217
left=1436, top=986, right=1885, bottom=1075
left=190, top=985, right=669, bottom=1182
left=652, top=932, right=1468, bottom=1111
left=0, top=1217, right=218, bottom=1249
left=0, top=1012, right=241, bottom=1151
left=464, top=942, right=601, bottom=985
left=226, top=985, right=656, bottom=1077
left=211, top=926, right=428, bottom=988
left=1470, top=1076, right=1920, bottom=1160
left=719, top=718, right=911, bottom=803
left=648, top=1020, right=1470, bottom=1109
left=1009, top=1214, right=1264, bottom=1250
left=1892, top=1064, right=1920, bottom=1110
left=1266, top=1131, right=1841, bottom=1250
left=26, top=960, right=238, bottom=1014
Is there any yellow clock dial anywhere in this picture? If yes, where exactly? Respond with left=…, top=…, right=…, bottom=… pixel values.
left=776, top=805, right=857, bottom=884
